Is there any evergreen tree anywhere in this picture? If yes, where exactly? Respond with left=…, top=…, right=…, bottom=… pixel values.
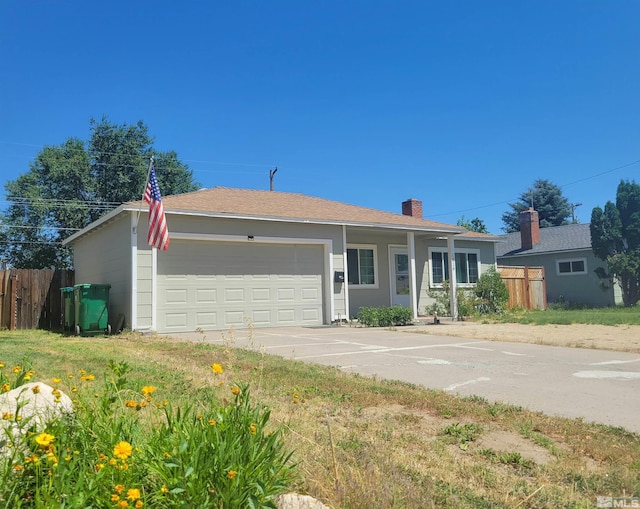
left=590, top=180, right=640, bottom=307
left=502, top=179, right=572, bottom=233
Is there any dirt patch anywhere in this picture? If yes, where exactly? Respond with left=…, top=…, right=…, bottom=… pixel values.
left=362, top=405, right=554, bottom=466
left=475, top=430, right=554, bottom=466
left=407, top=321, right=640, bottom=353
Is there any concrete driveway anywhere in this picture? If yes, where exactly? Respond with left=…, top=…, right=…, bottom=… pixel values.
left=167, top=325, right=640, bottom=432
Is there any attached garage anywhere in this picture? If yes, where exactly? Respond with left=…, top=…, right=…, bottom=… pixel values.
left=156, top=240, right=325, bottom=332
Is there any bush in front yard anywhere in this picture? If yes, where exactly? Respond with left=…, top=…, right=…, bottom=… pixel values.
left=356, top=306, right=414, bottom=327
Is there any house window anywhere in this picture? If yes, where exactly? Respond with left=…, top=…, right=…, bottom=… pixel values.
left=557, top=258, right=587, bottom=275
left=347, top=245, right=377, bottom=287
left=429, top=249, right=480, bottom=287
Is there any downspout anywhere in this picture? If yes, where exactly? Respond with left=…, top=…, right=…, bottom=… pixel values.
left=130, top=211, right=138, bottom=331
left=447, top=235, right=458, bottom=321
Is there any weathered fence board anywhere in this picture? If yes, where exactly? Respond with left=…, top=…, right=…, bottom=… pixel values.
left=498, top=265, right=547, bottom=310
left=0, top=269, right=74, bottom=330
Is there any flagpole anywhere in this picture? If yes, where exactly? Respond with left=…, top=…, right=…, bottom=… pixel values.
left=135, top=156, right=155, bottom=233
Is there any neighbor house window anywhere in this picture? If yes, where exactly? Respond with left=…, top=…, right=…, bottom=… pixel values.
left=429, top=249, right=480, bottom=287
left=556, top=258, right=587, bottom=275
left=347, top=245, right=377, bottom=287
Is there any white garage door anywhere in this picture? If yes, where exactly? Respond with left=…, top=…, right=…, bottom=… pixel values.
left=157, top=240, right=324, bottom=332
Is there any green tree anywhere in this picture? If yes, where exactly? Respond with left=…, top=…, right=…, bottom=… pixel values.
left=456, top=215, right=489, bottom=233
left=590, top=180, right=640, bottom=307
left=501, top=179, right=572, bottom=233
left=0, top=118, right=199, bottom=268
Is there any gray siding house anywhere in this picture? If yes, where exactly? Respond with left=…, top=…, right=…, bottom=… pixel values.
left=496, top=209, right=622, bottom=307
left=64, top=188, right=499, bottom=333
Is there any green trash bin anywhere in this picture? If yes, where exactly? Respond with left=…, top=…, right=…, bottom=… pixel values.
left=60, top=287, right=75, bottom=332
left=74, top=284, right=111, bottom=336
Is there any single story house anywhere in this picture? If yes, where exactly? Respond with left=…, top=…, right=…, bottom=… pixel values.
left=496, top=208, right=622, bottom=307
left=64, top=188, right=499, bottom=333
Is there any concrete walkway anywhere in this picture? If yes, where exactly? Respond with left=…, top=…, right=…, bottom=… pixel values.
left=167, top=325, right=640, bottom=432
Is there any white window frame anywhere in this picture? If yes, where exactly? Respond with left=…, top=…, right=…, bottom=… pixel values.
left=428, top=247, right=481, bottom=288
left=347, top=244, right=379, bottom=289
left=556, top=257, right=587, bottom=276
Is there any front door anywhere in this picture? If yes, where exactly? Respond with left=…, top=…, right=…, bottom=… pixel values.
left=390, top=247, right=410, bottom=307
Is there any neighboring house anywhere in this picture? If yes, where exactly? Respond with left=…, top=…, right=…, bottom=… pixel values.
left=64, top=188, right=499, bottom=333
left=496, top=208, right=622, bottom=307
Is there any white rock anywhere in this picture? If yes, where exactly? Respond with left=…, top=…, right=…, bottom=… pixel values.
left=276, top=493, right=331, bottom=509
left=0, top=382, right=73, bottom=457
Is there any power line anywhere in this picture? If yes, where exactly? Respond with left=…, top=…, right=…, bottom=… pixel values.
left=427, top=158, right=640, bottom=220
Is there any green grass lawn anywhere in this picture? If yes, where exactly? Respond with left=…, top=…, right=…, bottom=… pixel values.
left=1, top=329, right=639, bottom=508
left=494, top=306, right=640, bottom=326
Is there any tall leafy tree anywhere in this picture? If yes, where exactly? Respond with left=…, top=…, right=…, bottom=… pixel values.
left=501, top=179, right=572, bottom=233
left=456, top=215, right=489, bottom=233
left=0, top=118, right=199, bottom=268
left=590, top=180, right=640, bottom=307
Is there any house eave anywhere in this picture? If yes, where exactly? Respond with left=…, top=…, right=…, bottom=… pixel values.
left=497, top=246, right=593, bottom=258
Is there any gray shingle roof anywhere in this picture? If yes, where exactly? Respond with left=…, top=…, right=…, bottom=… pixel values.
left=496, top=223, right=592, bottom=258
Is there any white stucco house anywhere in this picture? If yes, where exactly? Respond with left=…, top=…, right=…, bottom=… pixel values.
left=63, top=188, right=499, bottom=333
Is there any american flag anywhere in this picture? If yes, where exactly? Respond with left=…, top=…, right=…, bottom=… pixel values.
left=143, top=162, right=170, bottom=251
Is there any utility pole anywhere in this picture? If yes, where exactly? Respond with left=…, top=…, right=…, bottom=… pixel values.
left=269, top=167, right=278, bottom=191
left=570, top=202, right=582, bottom=223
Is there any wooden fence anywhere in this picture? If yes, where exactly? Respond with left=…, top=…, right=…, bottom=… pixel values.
left=0, top=269, right=75, bottom=330
left=498, top=265, right=547, bottom=310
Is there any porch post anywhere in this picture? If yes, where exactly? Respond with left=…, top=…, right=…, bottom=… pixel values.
left=407, top=232, right=418, bottom=319
left=447, top=235, right=458, bottom=321
left=342, top=225, right=350, bottom=321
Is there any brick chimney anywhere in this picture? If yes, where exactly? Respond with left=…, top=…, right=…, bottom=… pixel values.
left=402, top=198, right=423, bottom=219
left=519, top=208, right=540, bottom=250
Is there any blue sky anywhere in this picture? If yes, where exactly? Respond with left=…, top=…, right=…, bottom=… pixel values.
left=1, top=1, right=638, bottom=234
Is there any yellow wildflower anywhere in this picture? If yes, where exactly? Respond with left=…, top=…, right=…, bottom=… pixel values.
left=12, top=366, right=21, bottom=374
left=95, top=463, right=104, bottom=471
left=79, top=369, right=86, bottom=375
left=124, top=400, right=138, bottom=408
left=211, top=363, right=224, bottom=374
left=208, top=419, right=217, bottom=426
left=1, top=383, right=10, bottom=393
left=227, top=470, right=237, bottom=479
left=127, top=488, right=141, bottom=501
left=135, top=501, right=144, bottom=509
left=141, top=385, right=156, bottom=395
left=231, top=386, right=240, bottom=396
left=117, top=501, right=128, bottom=508
left=109, top=458, right=117, bottom=466
left=161, top=485, right=169, bottom=494
left=111, top=494, right=120, bottom=502
left=13, top=464, right=24, bottom=471
left=0, top=362, right=4, bottom=368
left=250, top=423, right=257, bottom=435
left=114, top=484, right=125, bottom=494
left=113, top=441, right=132, bottom=460
left=52, top=377, right=62, bottom=383
left=35, top=433, right=55, bottom=448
